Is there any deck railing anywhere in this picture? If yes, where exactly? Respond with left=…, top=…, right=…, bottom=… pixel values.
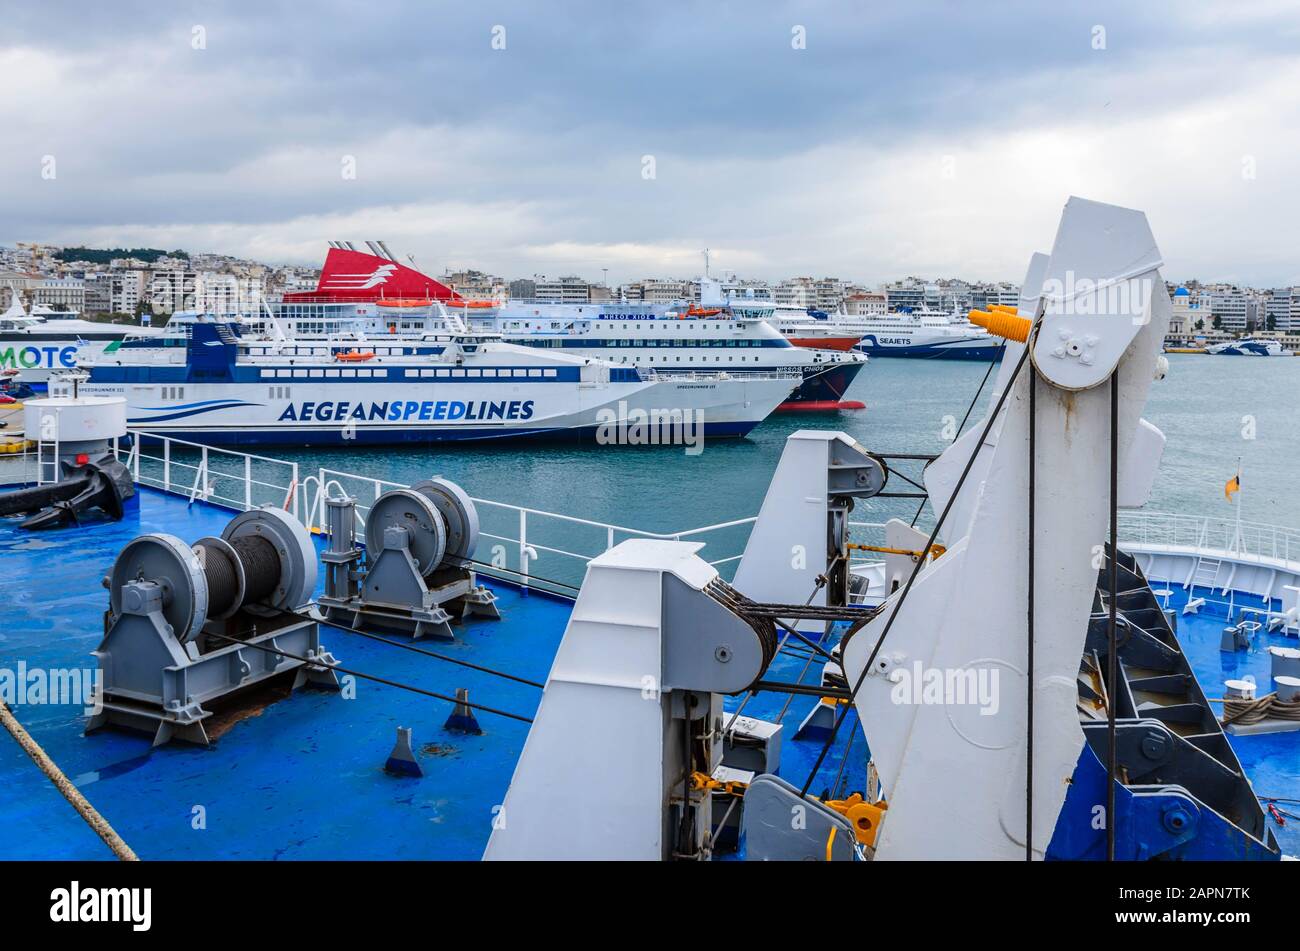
left=303, top=466, right=758, bottom=592
left=1117, top=510, right=1300, bottom=565
left=113, top=432, right=301, bottom=521
left=93, top=432, right=1300, bottom=597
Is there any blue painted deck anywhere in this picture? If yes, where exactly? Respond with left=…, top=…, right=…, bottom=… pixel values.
left=2, top=484, right=1293, bottom=859
left=1137, top=582, right=1300, bottom=856
left=0, top=485, right=863, bottom=860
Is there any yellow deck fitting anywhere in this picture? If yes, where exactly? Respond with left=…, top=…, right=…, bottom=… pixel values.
left=689, top=770, right=748, bottom=797
left=845, top=542, right=946, bottom=561
left=823, top=793, right=888, bottom=849
left=968, top=308, right=1032, bottom=343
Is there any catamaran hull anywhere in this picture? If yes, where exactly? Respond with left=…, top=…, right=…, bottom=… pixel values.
left=1206, top=342, right=1292, bottom=356
left=80, top=376, right=798, bottom=446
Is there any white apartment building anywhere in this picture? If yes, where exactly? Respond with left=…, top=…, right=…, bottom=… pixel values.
left=1264, top=287, right=1300, bottom=333
left=84, top=271, right=143, bottom=315
left=533, top=275, right=593, bottom=304
left=843, top=292, right=887, bottom=316
left=881, top=279, right=925, bottom=312
left=623, top=278, right=696, bottom=303
left=775, top=277, right=816, bottom=308
left=194, top=272, right=267, bottom=313
left=32, top=278, right=85, bottom=312
left=443, top=269, right=506, bottom=300
left=146, top=268, right=199, bottom=314
left=1207, top=287, right=1274, bottom=332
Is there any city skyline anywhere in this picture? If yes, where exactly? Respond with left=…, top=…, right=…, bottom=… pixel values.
left=4, top=2, right=1300, bottom=285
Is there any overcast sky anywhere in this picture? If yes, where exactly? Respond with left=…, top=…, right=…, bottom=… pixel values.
left=5, top=1, right=1299, bottom=285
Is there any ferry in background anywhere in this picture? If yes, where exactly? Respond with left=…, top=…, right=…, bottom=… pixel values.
left=183, top=245, right=870, bottom=413
left=0, top=290, right=165, bottom=386
left=76, top=320, right=800, bottom=445
left=1206, top=337, right=1293, bottom=356
left=835, top=308, right=1004, bottom=360
left=480, top=301, right=866, bottom=412
left=700, top=280, right=863, bottom=352
left=709, top=279, right=1001, bottom=361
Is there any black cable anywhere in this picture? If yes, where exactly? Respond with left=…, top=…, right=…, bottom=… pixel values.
left=911, top=340, right=1007, bottom=528
left=801, top=340, right=1035, bottom=798
left=340, top=626, right=545, bottom=689
left=1107, top=369, right=1119, bottom=862
left=203, top=630, right=534, bottom=723
left=1026, top=359, right=1035, bottom=862
left=830, top=717, right=858, bottom=801
left=771, top=617, right=835, bottom=662
left=468, top=557, right=581, bottom=593
left=722, top=556, right=837, bottom=736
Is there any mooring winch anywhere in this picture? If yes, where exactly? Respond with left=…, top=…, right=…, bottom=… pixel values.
left=87, top=505, right=340, bottom=747
left=317, top=478, right=500, bottom=640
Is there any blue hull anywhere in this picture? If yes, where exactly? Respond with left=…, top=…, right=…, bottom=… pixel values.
left=786, top=361, right=866, bottom=403
left=855, top=341, right=1004, bottom=361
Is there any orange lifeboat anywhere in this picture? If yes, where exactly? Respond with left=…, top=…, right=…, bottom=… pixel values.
left=445, top=299, right=498, bottom=309
left=335, top=350, right=376, bottom=362
left=376, top=298, right=432, bottom=308
left=685, top=305, right=722, bottom=317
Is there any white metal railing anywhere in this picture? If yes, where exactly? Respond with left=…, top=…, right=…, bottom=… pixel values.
left=1117, top=510, right=1300, bottom=566
left=80, top=435, right=1300, bottom=600
left=305, top=467, right=758, bottom=591
left=846, top=512, right=1300, bottom=571
left=117, top=431, right=301, bottom=520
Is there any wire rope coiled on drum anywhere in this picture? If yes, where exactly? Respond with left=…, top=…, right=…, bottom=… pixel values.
left=364, top=479, right=482, bottom=578
left=105, top=506, right=318, bottom=644
left=702, top=577, right=779, bottom=682
left=192, top=533, right=280, bottom=620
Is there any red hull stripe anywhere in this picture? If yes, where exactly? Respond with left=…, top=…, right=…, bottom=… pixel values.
left=777, top=400, right=867, bottom=411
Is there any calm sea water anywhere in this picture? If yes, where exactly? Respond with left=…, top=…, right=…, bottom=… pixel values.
left=269, top=353, right=1299, bottom=556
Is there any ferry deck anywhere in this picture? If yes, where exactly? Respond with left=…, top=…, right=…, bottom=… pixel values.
left=1, top=436, right=1296, bottom=860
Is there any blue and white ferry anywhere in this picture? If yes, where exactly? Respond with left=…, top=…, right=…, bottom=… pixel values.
left=0, top=292, right=165, bottom=387
left=74, top=322, right=800, bottom=445
left=161, top=246, right=869, bottom=410
left=1206, top=337, right=1293, bottom=356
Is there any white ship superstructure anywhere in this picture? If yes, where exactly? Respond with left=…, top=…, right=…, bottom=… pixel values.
left=0, top=293, right=165, bottom=384
left=76, top=321, right=799, bottom=445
